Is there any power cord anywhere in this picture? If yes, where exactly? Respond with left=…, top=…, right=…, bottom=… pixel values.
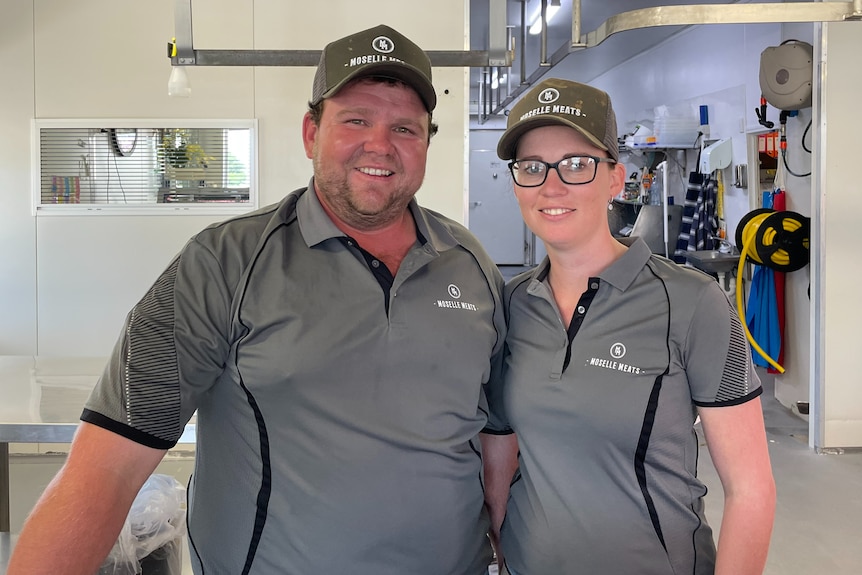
left=801, top=119, right=812, bottom=153
left=779, top=110, right=811, bottom=178
left=112, top=153, right=129, bottom=203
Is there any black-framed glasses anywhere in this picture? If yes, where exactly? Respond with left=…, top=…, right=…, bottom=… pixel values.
left=508, top=155, right=616, bottom=187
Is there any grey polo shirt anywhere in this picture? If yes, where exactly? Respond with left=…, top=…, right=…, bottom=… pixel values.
left=83, top=184, right=506, bottom=575
left=486, top=237, right=760, bottom=575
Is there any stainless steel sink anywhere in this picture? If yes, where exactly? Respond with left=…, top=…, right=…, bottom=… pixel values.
left=685, top=250, right=740, bottom=274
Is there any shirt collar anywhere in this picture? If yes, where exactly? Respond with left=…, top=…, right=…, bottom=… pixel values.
left=526, top=236, right=652, bottom=292
left=598, top=236, right=652, bottom=291
left=296, top=178, right=459, bottom=252
left=296, top=179, right=342, bottom=247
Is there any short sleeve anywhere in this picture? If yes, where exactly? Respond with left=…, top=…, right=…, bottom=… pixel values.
left=483, top=341, right=512, bottom=434
left=82, top=237, right=233, bottom=448
left=684, top=281, right=762, bottom=406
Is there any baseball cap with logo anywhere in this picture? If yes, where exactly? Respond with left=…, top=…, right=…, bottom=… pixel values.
left=497, top=78, right=619, bottom=163
left=311, top=24, right=436, bottom=112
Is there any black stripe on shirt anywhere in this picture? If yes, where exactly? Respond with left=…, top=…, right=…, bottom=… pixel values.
left=634, top=373, right=668, bottom=552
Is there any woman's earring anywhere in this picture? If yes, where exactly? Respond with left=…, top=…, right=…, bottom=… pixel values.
left=607, top=200, right=614, bottom=211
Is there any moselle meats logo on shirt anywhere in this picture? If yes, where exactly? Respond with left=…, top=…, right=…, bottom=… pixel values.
left=585, top=342, right=642, bottom=374
left=434, top=283, right=479, bottom=312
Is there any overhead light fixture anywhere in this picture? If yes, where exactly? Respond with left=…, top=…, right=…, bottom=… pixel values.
left=168, top=66, right=191, bottom=97
left=167, top=37, right=191, bottom=97
left=529, top=2, right=561, bottom=35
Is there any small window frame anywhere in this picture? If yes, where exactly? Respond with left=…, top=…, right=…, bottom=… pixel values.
left=32, top=119, right=258, bottom=216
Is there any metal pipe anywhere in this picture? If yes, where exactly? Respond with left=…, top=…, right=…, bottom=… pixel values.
left=484, top=68, right=491, bottom=120
left=190, top=49, right=493, bottom=67
left=540, top=0, right=550, bottom=66
left=0, top=443, right=8, bottom=532
left=172, top=0, right=195, bottom=64
left=497, top=39, right=570, bottom=112
left=477, top=75, right=485, bottom=124
left=505, top=25, right=515, bottom=98
left=572, top=0, right=584, bottom=47
left=494, top=66, right=500, bottom=112
left=495, top=67, right=502, bottom=108
left=488, top=0, right=510, bottom=66
left=520, top=0, right=528, bottom=84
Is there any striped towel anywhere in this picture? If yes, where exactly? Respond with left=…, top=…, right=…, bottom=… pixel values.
left=674, top=172, right=715, bottom=262
left=687, top=173, right=718, bottom=253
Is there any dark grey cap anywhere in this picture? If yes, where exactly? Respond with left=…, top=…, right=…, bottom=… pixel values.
left=497, top=78, right=619, bottom=162
left=311, top=24, right=436, bottom=112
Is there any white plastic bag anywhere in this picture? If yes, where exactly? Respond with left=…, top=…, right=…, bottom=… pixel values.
left=99, top=474, right=187, bottom=575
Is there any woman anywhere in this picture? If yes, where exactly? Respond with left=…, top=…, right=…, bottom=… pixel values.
left=482, top=78, right=775, bottom=575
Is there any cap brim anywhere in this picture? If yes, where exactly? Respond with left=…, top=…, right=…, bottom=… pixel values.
left=497, top=115, right=609, bottom=160
left=321, top=63, right=437, bottom=112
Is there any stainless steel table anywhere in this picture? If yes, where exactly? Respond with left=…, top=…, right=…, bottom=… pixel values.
left=0, top=356, right=196, bottom=533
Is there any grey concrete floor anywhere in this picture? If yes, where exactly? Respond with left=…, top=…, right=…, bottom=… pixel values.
left=697, top=371, right=862, bottom=574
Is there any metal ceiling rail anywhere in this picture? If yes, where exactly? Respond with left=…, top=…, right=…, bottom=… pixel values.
left=583, top=1, right=862, bottom=49
left=169, top=0, right=512, bottom=68
left=487, top=1, right=862, bottom=117
left=168, top=0, right=861, bottom=117
left=188, top=50, right=497, bottom=68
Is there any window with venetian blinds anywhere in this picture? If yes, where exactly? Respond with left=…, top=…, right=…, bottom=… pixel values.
left=33, top=120, right=257, bottom=214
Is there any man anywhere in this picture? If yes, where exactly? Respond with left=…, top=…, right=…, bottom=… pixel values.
left=9, top=24, right=505, bottom=575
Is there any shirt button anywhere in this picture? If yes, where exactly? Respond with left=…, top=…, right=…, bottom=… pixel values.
left=371, top=259, right=380, bottom=268
left=577, top=305, right=586, bottom=314
left=590, top=282, right=599, bottom=290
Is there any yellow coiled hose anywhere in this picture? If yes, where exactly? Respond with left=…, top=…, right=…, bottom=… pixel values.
left=734, top=211, right=785, bottom=373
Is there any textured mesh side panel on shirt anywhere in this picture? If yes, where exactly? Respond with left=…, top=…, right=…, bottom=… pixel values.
left=715, top=299, right=751, bottom=402
left=124, top=259, right=181, bottom=442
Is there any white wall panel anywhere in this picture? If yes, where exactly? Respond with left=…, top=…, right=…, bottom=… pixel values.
left=189, top=0, right=254, bottom=49
left=35, top=214, right=225, bottom=356
left=769, top=22, right=815, bottom=423
left=818, top=21, right=862, bottom=447
left=0, top=1, right=37, bottom=354
left=33, top=0, right=255, bottom=119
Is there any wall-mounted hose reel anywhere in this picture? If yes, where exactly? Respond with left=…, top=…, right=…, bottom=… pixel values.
left=734, top=209, right=810, bottom=373
left=755, top=39, right=813, bottom=128
left=759, top=41, right=813, bottom=112
left=735, top=209, right=810, bottom=272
